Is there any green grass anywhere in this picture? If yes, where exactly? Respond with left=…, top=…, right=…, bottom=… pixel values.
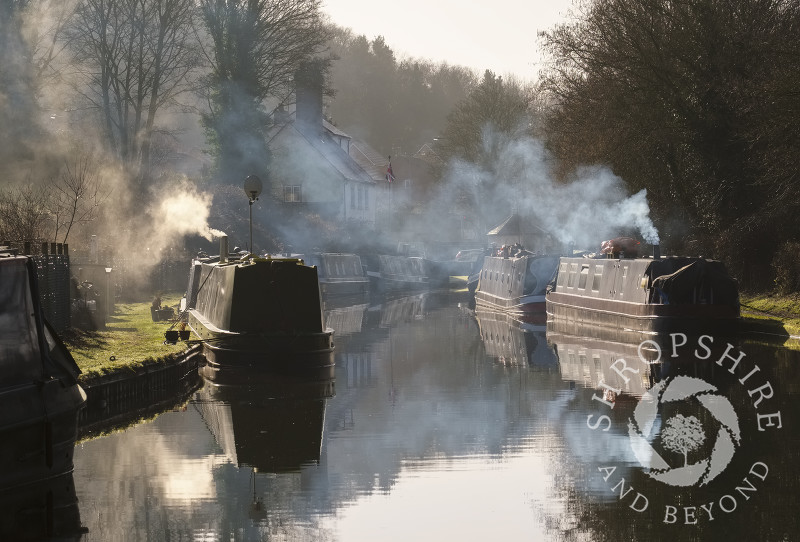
left=740, top=292, right=800, bottom=337
left=63, top=292, right=190, bottom=380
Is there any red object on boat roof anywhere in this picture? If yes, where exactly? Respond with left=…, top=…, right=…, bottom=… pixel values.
left=600, top=237, right=641, bottom=257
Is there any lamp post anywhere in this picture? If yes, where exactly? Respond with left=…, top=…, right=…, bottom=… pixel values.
left=243, top=175, right=262, bottom=253
left=104, top=267, right=112, bottom=319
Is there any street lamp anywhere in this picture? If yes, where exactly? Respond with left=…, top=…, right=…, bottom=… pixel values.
left=243, top=175, right=262, bottom=253
left=104, top=267, right=112, bottom=322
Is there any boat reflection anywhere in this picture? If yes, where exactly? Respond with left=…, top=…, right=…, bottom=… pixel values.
left=547, top=328, right=661, bottom=398
left=545, top=322, right=794, bottom=536
left=474, top=307, right=558, bottom=369
left=323, top=298, right=368, bottom=339
left=0, top=473, right=85, bottom=541
left=194, top=369, right=334, bottom=473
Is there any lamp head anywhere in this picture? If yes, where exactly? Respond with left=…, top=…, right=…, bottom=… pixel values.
left=243, top=175, right=263, bottom=202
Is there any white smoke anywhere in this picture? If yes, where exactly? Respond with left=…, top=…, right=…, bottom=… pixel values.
left=154, top=181, right=226, bottom=241
left=440, top=130, right=660, bottom=249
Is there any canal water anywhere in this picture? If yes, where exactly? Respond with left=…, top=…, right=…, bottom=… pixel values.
left=73, top=290, right=800, bottom=541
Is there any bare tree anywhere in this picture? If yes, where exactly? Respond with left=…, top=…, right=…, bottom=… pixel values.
left=661, top=414, right=706, bottom=467
left=48, top=148, right=110, bottom=243
left=66, top=0, right=200, bottom=185
left=0, top=184, right=52, bottom=241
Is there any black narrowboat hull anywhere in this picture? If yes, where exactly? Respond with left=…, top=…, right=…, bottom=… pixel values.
left=184, top=253, right=335, bottom=381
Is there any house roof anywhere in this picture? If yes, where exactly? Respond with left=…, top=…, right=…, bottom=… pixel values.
left=487, top=214, right=550, bottom=237
left=349, top=140, right=389, bottom=182
left=267, top=107, right=375, bottom=185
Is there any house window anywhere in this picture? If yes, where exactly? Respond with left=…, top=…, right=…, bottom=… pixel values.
left=357, top=186, right=363, bottom=209
left=350, top=185, right=355, bottom=209
left=365, top=186, right=369, bottom=210
left=284, top=185, right=301, bottom=202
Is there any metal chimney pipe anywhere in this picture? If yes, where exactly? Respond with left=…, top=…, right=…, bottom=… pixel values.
left=219, top=235, right=229, bottom=263
left=653, top=244, right=661, bottom=259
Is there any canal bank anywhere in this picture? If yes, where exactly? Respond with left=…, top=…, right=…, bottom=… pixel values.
left=63, top=292, right=203, bottom=437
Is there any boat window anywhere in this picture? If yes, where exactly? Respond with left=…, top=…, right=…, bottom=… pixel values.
left=557, top=264, right=567, bottom=286
left=619, top=265, right=629, bottom=297
left=578, top=265, right=589, bottom=289
left=592, top=267, right=603, bottom=292
left=567, top=264, right=578, bottom=288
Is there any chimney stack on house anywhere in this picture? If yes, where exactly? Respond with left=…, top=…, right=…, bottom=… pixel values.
left=295, top=62, right=324, bottom=133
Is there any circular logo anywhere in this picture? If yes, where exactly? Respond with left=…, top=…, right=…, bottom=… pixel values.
left=627, top=375, right=741, bottom=487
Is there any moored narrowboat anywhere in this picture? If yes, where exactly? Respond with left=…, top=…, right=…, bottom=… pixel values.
left=545, top=248, right=740, bottom=335
left=474, top=254, right=560, bottom=323
left=184, top=238, right=334, bottom=376
left=0, top=250, right=86, bottom=490
left=304, top=252, right=369, bottom=297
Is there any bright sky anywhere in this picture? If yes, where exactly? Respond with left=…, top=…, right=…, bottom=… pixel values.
left=321, top=0, right=577, bottom=81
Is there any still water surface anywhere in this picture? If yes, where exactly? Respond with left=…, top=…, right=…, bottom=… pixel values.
left=74, top=290, right=800, bottom=541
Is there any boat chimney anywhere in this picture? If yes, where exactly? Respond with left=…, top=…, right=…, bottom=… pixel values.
left=219, top=235, right=229, bottom=263
left=653, top=244, right=661, bottom=259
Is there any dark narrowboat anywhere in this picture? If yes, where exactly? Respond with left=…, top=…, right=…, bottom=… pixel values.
left=370, top=253, right=431, bottom=291
left=0, top=250, right=87, bottom=491
left=546, top=249, right=740, bottom=335
left=184, top=238, right=334, bottom=378
left=474, top=254, right=560, bottom=324
left=305, top=252, right=369, bottom=297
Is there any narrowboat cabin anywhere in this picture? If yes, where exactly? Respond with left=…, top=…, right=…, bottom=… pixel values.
left=371, top=253, right=431, bottom=291
left=0, top=250, right=86, bottom=490
left=474, top=253, right=560, bottom=324
left=184, top=237, right=334, bottom=377
left=304, top=252, right=369, bottom=297
left=546, top=246, right=740, bottom=335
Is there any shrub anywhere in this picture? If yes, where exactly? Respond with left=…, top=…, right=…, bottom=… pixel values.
left=771, top=241, right=800, bottom=294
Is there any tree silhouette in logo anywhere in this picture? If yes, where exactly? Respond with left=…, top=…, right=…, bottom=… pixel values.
left=628, top=376, right=741, bottom=486
left=660, top=414, right=706, bottom=467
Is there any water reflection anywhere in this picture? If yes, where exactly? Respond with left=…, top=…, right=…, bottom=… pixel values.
left=545, top=324, right=800, bottom=540
left=474, top=307, right=558, bottom=369
left=0, top=473, right=85, bottom=541
left=71, top=292, right=800, bottom=541
left=194, top=373, right=334, bottom=472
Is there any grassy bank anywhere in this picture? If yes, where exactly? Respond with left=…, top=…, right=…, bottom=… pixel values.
left=740, top=292, right=800, bottom=337
left=63, top=292, right=189, bottom=379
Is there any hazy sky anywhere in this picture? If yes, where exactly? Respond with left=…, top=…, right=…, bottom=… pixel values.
left=321, top=0, right=576, bottom=81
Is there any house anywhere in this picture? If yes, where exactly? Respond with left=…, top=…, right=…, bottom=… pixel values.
left=265, top=67, right=378, bottom=227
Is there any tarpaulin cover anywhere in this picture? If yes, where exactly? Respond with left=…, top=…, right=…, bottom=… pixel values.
left=0, top=257, right=43, bottom=383
left=651, top=259, right=739, bottom=305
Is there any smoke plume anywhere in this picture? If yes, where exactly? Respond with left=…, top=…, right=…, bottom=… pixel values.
left=437, top=129, right=660, bottom=250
